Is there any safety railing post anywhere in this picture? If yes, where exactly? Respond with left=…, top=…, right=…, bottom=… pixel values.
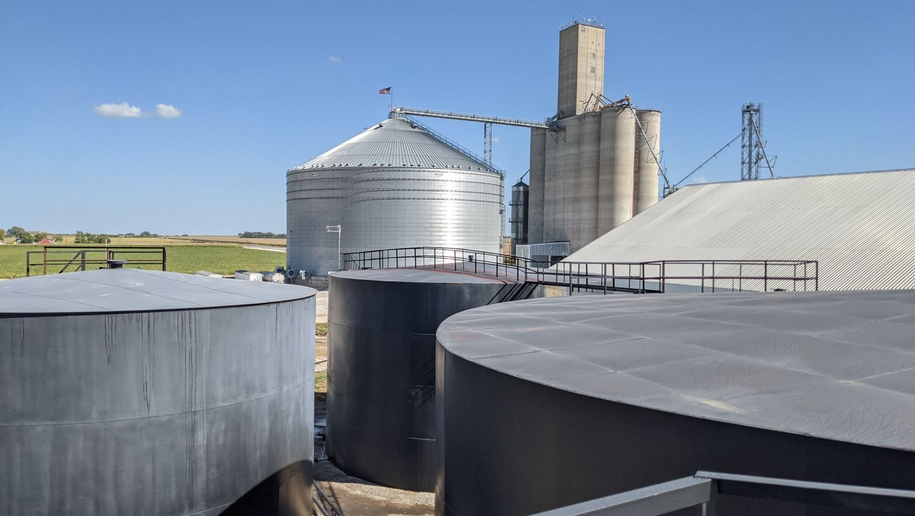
left=662, top=261, right=666, bottom=293
left=568, top=263, right=573, bottom=296
left=764, top=260, right=768, bottom=292
left=712, top=261, right=716, bottom=293
left=603, top=263, right=607, bottom=295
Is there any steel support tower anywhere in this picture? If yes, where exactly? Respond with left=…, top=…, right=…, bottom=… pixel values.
left=741, top=102, right=775, bottom=181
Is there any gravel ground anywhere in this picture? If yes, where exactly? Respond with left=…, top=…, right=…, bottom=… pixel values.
left=316, top=290, right=328, bottom=323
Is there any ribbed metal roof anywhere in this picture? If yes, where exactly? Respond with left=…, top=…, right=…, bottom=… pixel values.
left=289, top=117, right=497, bottom=173
left=566, top=169, right=915, bottom=291
left=0, top=268, right=315, bottom=315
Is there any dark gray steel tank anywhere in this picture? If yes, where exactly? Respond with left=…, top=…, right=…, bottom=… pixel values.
left=0, top=269, right=317, bottom=516
left=436, top=291, right=915, bottom=516
left=327, top=268, right=522, bottom=492
left=509, top=179, right=529, bottom=255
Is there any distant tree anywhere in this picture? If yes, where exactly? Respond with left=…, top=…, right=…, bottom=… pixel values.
left=140, top=231, right=152, bottom=238
left=7, top=226, right=25, bottom=241
left=53, top=234, right=62, bottom=243
left=74, top=231, right=85, bottom=244
left=17, top=231, right=34, bottom=244
left=124, top=232, right=136, bottom=238
left=34, top=232, right=48, bottom=242
left=94, top=234, right=110, bottom=244
left=0, top=228, right=5, bottom=240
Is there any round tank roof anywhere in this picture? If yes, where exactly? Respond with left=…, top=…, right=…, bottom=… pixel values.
left=289, top=117, right=498, bottom=173
left=438, top=291, right=915, bottom=452
left=0, top=268, right=316, bottom=316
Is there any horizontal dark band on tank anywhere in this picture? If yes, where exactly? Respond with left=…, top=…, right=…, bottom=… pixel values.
left=286, top=177, right=502, bottom=187
left=286, top=188, right=502, bottom=197
left=287, top=168, right=502, bottom=179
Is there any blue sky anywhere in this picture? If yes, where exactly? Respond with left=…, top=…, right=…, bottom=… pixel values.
left=1, top=0, right=913, bottom=235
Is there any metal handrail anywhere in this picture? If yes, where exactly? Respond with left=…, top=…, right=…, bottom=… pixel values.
left=26, top=246, right=167, bottom=276
left=341, top=247, right=819, bottom=295
left=531, top=470, right=915, bottom=516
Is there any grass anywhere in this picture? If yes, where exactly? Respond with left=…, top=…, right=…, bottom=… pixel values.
left=0, top=244, right=287, bottom=279
left=315, top=371, right=327, bottom=393
left=315, top=322, right=328, bottom=337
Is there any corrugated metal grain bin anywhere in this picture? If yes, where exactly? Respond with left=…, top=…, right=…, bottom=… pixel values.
left=286, top=117, right=503, bottom=287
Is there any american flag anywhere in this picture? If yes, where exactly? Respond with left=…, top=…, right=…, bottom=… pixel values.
left=378, top=87, right=392, bottom=95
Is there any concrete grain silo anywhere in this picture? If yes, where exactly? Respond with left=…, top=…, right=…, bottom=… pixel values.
left=578, top=111, right=602, bottom=245
left=286, top=117, right=504, bottom=288
left=0, top=268, right=316, bottom=516
left=598, top=106, right=636, bottom=235
left=635, top=110, right=662, bottom=214
left=528, top=128, right=547, bottom=244
left=524, top=21, right=662, bottom=261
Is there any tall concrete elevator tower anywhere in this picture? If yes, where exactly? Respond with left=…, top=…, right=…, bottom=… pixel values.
left=557, top=22, right=605, bottom=119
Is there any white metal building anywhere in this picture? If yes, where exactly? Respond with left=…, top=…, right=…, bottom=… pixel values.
left=565, top=169, right=915, bottom=291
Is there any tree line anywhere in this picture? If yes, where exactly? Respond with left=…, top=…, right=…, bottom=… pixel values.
left=2, top=227, right=163, bottom=244
left=3, top=226, right=60, bottom=244
left=238, top=231, right=286, bottom=239
left=74, top=230, right=162, bottom=243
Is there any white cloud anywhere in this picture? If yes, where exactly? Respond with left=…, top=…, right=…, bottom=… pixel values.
left=93, top=102, right=142, bottom=118
left=155, top=104, right=182, bottom=119
left=328, top=56, right=343, bottom=63
left=692, top=176, right=708, bottom=184
left=492, top=136, right=500, bottom=143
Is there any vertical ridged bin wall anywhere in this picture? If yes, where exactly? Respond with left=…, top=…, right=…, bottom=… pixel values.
left=0, top=269, right=316, bottom=516
left=287, top=117, right=503, bottom=284
left=635, top=110, right=661, bottom=214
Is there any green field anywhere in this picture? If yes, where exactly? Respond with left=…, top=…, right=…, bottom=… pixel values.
left=0, top=245, right=287, bottom=279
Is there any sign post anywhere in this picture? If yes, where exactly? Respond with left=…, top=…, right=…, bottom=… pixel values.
left=326, top=225, right=342, bottom=271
